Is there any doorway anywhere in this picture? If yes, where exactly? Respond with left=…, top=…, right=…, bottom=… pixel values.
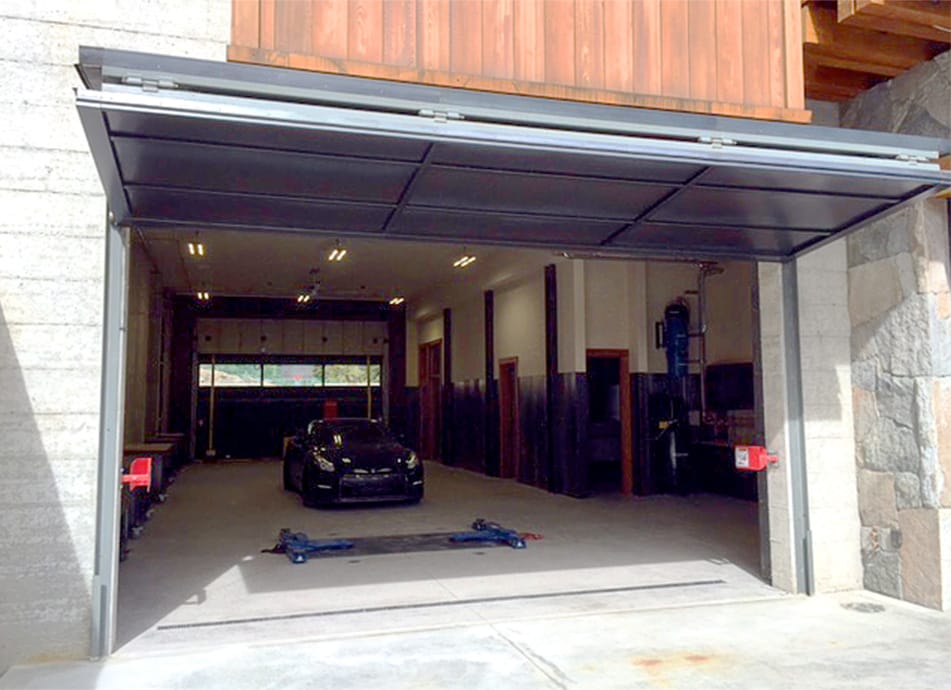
left=498, top=358, right=520, bottom=479
left=418, top=340, right=442, bottom=460
left=586, top=350, right=633, bottom=494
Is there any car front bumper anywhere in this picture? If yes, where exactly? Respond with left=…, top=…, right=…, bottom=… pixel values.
left=307, top=469, right=423, bottom=504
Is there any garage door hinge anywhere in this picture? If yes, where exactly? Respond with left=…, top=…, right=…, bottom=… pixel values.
left=121, top=76, right=179, bottom=93
left=418, top=108, right=464, bottom=123
left=895, top=153, right=930, bottom=166
left=698, top=136, right=737, bottom=149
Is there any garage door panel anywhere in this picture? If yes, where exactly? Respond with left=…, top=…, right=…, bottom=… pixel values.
left=114, top=138, right=413, bottom=203
left=127, top=188, right=392, bottom=233
left=105, top=110, right=430, bottom=162
left=612, top=223, right=829, bottom=256
left=410, top=167, right=675, bottom=220
left=431, top=142, right=703, bottom=183
left=391, top=208, right=623, bottom=245
left=699, top=167, right=925, bottom=199
left=652, top=188, right=891, bottom=232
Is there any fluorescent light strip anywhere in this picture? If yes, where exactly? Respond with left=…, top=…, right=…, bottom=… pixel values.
left=454, top=255, right=476, bottom=268
left=188, top=242, right=205, bottom=257
left=389, top=297, right=405, bottom=306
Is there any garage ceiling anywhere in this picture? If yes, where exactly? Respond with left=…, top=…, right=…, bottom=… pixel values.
left=76, top=48, right=950, bottom=263
left=138, top=229, right=555, bottom=304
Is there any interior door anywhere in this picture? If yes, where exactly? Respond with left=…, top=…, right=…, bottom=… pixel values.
left=498, top=359, right=519, bottom=479
left=418, top=341, right=442, bottom=460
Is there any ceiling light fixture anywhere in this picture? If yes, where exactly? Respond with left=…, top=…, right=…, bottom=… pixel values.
left=328, top=243, right=347, bottom=262
left=196, top=291, right=210, bottom=301
left=296, top=294, right=312, bottom=304
left=389, top=296, right=405, bottom=306
left=187, top=241, right=205, bottom=257
left=453, top=255, right=476, bottom=268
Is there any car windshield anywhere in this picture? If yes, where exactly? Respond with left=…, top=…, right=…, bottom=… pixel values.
left=323, top=421, right=390, bottom=446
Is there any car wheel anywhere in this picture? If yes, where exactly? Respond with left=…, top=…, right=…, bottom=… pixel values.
left=282, top=460, right=293, bottom=492
left=301, top=466, right=319, bottom=507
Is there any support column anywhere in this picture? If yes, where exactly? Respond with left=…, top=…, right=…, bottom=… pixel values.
left=441, top=307, right=453, bottom=464
left=758, top=261, right=808, bottom=594
left=544, top=264, right=558, bottom=493
left=386, top=303, right=407, bottom=433
left=484, top=290, right=498, bottom=476
left=782, top=260, right=814, bottom=595
left=91, top=219, right=129, bottom=659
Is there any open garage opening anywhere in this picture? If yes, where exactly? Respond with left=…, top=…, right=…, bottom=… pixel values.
left=115, top=229, right=772, bottom=652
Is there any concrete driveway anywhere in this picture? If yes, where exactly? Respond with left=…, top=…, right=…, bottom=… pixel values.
left=3, top=591, right=949, bottom=689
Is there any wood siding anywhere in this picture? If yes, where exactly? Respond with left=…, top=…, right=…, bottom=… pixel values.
left=229, top=0, right=809, bottom=122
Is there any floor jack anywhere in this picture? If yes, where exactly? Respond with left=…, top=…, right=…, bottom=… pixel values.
left=266, top=528, right=354, bottom=564
left=450, top=519, right=532, bottom=549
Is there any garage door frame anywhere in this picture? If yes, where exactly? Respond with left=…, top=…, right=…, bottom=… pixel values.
left=80, top=47, right=950, bottom=658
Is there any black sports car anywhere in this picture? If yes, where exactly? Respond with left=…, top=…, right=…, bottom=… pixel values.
left=283, top=418, right=423, bottom=506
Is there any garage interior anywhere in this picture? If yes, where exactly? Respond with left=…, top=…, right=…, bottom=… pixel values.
left=75, top=48, right=948, bottom=654
left=117, top=228, right=772, bottom=652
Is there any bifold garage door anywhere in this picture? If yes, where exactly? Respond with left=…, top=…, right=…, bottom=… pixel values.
left=76, top=46, right=949, bottom=658
left=76, top=47, right=949, bottom=262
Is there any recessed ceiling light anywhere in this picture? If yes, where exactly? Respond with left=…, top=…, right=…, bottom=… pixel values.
left=296, top=294, right=311, bottom=304
left=196, top=291, right=210, bottom=301
left=328, top=245, right=347, bottom=262
left=389, top=296, right=405, bottom=306
left=453, top=255, right=476, bottom=268
left=187, top=242, right=205, bottom=257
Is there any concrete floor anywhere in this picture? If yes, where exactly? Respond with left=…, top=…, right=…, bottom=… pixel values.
left=4, top=591, right=950, bottom=689
left=112, top=459, right=776, bottom=656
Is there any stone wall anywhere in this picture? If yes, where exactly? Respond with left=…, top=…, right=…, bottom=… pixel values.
left=0, top=1, right=229, bottom=671
left=841, top=52, right=951, bottom=609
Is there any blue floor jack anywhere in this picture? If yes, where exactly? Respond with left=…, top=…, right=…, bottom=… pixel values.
left=270, top=528, right=354, bottom=564
left=450, top=519, right=528, bottom=549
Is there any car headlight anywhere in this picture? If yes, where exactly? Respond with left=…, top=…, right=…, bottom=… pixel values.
left=405, top=451, right=419, bottom=470
left=311, top=451, right=335, bottom=472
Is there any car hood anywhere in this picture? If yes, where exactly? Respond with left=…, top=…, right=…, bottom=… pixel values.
left=325, top=442, right=408, bottom=471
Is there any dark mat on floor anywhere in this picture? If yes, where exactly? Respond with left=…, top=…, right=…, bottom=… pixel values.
left=266, top=531, right=504, bottom=560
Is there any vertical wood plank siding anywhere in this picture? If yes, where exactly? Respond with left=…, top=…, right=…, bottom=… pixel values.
left=229, top=0, right=810, bottom=122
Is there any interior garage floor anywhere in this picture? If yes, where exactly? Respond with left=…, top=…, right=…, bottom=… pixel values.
left=117, top=460, right=781, bottom=654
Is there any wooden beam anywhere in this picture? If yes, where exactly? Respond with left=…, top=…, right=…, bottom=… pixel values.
left=803, top=2, right=942, bottom=77
left=839, top=0, right=951, bottom=43
left=803, top=53, right=886, bottom=101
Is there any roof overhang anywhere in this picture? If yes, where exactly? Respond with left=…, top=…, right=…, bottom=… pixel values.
left=75, top=47, right=950, bottom=263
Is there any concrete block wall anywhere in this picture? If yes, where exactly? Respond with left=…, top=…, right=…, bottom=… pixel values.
left=757, top=242, right=864, bottom=594
left=0, top=1, right=229, bottom=671
left=757, top=262, right=798, bottom=593
left=841, top=51, right=951, bottom=610
left=797, top=241, right=862, bottom=591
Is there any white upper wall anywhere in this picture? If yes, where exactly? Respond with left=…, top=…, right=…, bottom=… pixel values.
left=452, top=293, right=484, bottom=382
left=495, top=272, right=546, bottom=378
left=706, top=262, right=755, bottom=365
left=585, top=261, right=631, bottom=351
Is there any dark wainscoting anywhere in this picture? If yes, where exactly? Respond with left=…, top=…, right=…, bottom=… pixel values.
left=517, top=375, right=549, bottom=489
left=451, top=380, right=487, bottom=473
left=551, top=372, right=590, bottom=497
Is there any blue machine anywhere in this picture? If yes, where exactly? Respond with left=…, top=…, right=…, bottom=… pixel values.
left=273, top=529, right=354, bottom=564
left=450, top=519, right=527, bottom=549
left=663, top=301, right=691, bottom=380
